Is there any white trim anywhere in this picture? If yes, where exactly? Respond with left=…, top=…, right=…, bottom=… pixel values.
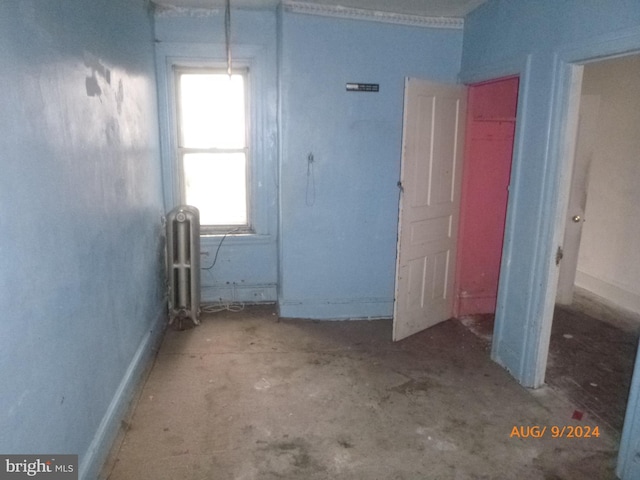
left=154, top=5, right=223, bottom=17
left=202, top=283, right=278, bottom=303
left=282, top=1, right=464, bottom=29
left=155, top=42, right=274, bottom=237
left=575, top=271, right=640, bottom=316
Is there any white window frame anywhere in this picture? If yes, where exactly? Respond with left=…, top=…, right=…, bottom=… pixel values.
left=156, top=42, right=273, bottom=244
left=173, top=66, right=253, bottom=235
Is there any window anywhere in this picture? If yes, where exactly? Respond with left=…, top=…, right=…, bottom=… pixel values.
left=175, top=68, right=249, bottom=231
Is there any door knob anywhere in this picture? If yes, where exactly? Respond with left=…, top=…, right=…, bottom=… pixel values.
left=572, top=215, right=581, bottom=223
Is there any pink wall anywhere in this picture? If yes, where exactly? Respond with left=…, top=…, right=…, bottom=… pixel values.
left=454, top=77, right=519, bottom=316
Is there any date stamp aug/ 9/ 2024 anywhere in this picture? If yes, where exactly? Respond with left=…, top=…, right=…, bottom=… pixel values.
left=510, top=425, right=600, bottom=439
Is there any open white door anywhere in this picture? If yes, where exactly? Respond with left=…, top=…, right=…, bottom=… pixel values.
left=556, top=94, right=601, bottom=304
left=393, top=78, right=466, bottom=341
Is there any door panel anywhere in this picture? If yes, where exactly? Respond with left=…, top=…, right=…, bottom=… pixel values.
left=393, top=78, right=466, bottom=341
left=556, top=94, right=601, bottom=304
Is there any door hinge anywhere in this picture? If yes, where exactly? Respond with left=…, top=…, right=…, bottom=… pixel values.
left=555, top=246, right=564, bottom=266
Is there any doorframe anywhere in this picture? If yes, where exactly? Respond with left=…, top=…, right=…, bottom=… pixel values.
left=463, top=27, right=640, bottom=478
left=541, top=30, right=640, bottom=387
left=459, top=54, right=533, bottom=382
left=460, top=28, right=640, bottom=389
left=454, top=75, right=520, bottom=319
left=546, top=35, right=640, bottom=480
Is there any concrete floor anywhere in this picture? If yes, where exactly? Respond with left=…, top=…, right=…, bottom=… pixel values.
left=548, top=298, right=639, bottom=433
left=459, top=288, right=640, bottom=435
left=102, top=302, right=625, bottom=480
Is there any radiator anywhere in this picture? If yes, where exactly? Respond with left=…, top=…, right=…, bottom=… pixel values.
left=166, top=205, right=201, bottom=328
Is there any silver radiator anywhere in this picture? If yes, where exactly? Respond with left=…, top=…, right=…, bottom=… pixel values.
left=166, top=205, right=201, bottom=328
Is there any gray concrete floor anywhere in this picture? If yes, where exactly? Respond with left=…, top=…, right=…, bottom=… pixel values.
left=548, top=294, right=639, bottom=433
left=102, top=304, right=622, bottom=480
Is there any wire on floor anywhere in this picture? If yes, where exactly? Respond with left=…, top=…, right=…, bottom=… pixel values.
left=201, top=301, right=245, bottom=314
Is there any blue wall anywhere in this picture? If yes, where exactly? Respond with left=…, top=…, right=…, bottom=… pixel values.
left=154, top=7, right=280, bottom=304
left=460, top=0, right=640, bottom=474
left=2, top=0, right=637, bottom=476
left=278, top=12, right=463, bottom=319
left=0, top=1, right=165, bottom=478
left=153, top=8, right=462, bottom=316
left=460, top=0, right=640, bottom=387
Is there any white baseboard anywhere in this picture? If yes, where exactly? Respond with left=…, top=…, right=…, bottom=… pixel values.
left=201, top=283, right=278, bottom=304
left=575, top=270, right=640, bottom=315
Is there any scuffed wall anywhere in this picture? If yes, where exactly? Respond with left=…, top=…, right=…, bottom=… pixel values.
left=0, top=1, right=165, bottom=477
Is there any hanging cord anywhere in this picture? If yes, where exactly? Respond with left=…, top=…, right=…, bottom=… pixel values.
left=225, top=0, right=232, bottom=77
left=306, top=152, right=316, bottom=206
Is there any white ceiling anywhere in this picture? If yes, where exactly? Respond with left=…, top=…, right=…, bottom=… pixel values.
left=153, top=0, right=487, bottom=18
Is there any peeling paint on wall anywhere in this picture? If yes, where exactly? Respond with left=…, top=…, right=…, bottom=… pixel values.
left=0, top=2, right=165, bottom=478
left=85, top=72, right=102, bottom=97
left=84, top=51, right=111, bottom=98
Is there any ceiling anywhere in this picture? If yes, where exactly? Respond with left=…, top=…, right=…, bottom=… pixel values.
left=152, top=0, right=488, bottom=18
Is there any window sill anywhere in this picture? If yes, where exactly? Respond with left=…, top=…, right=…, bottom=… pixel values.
left=200, top=232, right=273, bottom=247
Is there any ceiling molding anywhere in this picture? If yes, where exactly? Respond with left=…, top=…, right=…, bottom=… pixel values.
left=282, top=1, right=464, bottom=29
left=154, top=4, right=223, bottom=17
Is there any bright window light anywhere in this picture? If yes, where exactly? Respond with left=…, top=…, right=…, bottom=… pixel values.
left=183, top=153, right=247, bottom=226
left=176, top=70, right=248, bottom=229
left=179, top=74, right=245, bottom=149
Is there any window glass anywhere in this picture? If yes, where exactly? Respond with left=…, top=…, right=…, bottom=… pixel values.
left=179, top=74, right=245, bottom=149
left=183, top=153, right=247, bottom=226
left=176, top=70, right=248, bottom=229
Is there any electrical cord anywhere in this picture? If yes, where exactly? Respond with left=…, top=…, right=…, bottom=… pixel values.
left=201, top=301, right=244, bottom=313
left=201, top=231, right=230, bottom=271
left=200, top=228, right=245, bottom=313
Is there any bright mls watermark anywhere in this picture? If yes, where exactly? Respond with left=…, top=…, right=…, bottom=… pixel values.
left=0, top=455, right=77, bottom=479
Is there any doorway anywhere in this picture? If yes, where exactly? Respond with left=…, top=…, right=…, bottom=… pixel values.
left=454, top=76, right=519, bottom=318
left=393, top=76, right=519, bottom=341
left=547, top=54, right=640, bottom=432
